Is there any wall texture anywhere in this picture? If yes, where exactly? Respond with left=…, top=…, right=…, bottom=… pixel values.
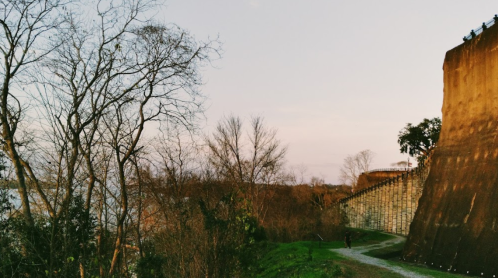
left=402, top=23, right=498, bottom=277
left=356, top=170, right=407, bottom=191
left=339, top=165, right=429, bottom=236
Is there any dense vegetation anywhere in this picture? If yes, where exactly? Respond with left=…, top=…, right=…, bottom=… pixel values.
left=0, top=1, right=356, bottom=277
left=0, top=174, right=350, bottom=277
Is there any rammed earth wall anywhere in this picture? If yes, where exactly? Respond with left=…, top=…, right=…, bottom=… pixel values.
left=356, top=170, right=407, bottom=191
left=339, top=164, right=429, bottom=236
left=403, top=21, right=498, bottom=277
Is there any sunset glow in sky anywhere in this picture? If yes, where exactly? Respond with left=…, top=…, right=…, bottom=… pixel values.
left=158, top=0, right=498, bottom=183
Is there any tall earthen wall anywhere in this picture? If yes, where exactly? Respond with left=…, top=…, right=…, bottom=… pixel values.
left=403, top=23, right=498, bottom=277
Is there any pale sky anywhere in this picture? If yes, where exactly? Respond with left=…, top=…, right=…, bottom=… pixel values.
left=157, top=0, right=498, bottom=184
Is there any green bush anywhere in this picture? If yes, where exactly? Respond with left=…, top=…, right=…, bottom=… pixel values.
left=0, top=195, right=97, bottom=277
left=135, top=253, right=167, bottom=278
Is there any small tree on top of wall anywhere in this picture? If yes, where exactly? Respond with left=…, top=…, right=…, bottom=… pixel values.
left=398, top=117, right=441, bottom=163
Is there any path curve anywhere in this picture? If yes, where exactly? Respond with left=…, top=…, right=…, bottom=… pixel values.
left=333, top=234, right=429, bottom=278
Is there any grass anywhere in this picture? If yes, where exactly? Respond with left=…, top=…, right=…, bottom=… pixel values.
left=246, top=241, right=342, bottom=278
left=246, top=240, right=403, bottom=278
left=245, top=229, right=404, bottom=278
left=362, top=236, right=472, bottom=278
left=246, top=229, right=473, bottom=278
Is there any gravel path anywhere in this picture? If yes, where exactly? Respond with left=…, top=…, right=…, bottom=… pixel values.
left=332, top=234, right=429, bottom=278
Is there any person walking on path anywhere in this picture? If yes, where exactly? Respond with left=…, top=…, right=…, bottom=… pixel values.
left=344, top=230, right=352, bottom=249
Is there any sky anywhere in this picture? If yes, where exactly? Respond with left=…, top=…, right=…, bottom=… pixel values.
left=155, top=0, right=498, bottom=184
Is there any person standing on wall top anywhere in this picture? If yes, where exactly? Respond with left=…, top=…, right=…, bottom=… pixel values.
left=494, top=14, right=498, bottom=23
left=471, top=29, right=476, bottom=38
left=482, top=22, right=487, bottom=31
left=344, top=230, right=352, bottom=249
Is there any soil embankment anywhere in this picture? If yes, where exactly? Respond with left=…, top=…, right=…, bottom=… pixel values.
left=403, top=22, right=498, bottom=277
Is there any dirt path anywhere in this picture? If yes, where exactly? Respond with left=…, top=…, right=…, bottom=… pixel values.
left=332, top=234, right=429, bottom=278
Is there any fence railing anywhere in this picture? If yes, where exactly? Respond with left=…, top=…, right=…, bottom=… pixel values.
left=464, top=15, right=498, bottom=41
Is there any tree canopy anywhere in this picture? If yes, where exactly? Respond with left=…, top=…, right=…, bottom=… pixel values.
left=397, top=117, right=441, bottom=162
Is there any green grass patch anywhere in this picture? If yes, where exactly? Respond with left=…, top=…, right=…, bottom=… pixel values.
left=246, top=229, right=473, bottom=277
left=244, top=230, right=407, bottom=278
left=245, top=241, right=343, bottom=278
left=246, top=239, right=406, bottom=278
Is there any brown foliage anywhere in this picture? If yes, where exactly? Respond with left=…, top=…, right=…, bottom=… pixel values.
left=128, top=164, right=351, bottom=276
left=262, top=184, right=350, bottom=242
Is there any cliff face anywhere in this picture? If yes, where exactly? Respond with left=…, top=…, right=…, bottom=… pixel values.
left=403, top=24, right=498, bottom=276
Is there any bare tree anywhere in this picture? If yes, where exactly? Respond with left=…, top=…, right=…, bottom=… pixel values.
left=310, top=176, right=325, bottom=187
left=0, top=0, right=71, bottom=227
left=22, top=2, right=168, bottom=275
left=147, top=128, right=202, bottom=276
left=0, top=0, right=219, bottom=276
left=0, top=0, right=221, bottom=276
left=284, top=163, right=309, bottom=186
left=99, top=22, right=217, bottom=276
left=339, top=149, right=374, bottom=189
left=206, top=115, right=287, bottom=223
